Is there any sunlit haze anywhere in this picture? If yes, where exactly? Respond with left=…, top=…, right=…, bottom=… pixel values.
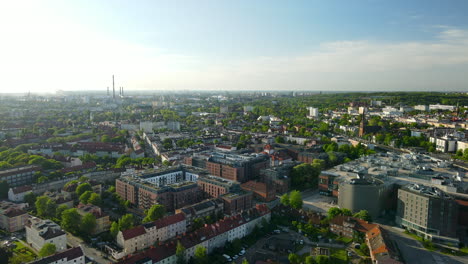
left=1, top=0, right=468, bottom=93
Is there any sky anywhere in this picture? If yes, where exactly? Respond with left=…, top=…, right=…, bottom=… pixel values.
left=0, top=0, right=468, bottom=93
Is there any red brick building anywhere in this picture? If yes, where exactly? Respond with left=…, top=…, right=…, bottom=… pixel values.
left=241, top=181, right=276, bottom=202
left=221, top=191, right=253, bottom=215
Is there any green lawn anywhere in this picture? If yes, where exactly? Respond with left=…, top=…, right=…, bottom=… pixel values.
left=330, top=249, right=348, bottom=264
left=13, top=241, right=37, bottom=262
left=336, top=236, right=353, bottom=244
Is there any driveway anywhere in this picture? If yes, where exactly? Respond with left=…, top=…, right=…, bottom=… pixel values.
left=67, top=232, right=111, bottom=264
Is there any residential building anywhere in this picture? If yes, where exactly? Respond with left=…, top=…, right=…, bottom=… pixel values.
left=240, top=181, right=276, bottom=202
left=76, top=204, right=110, bottom=234
left=366, top=226, right=403, bottom=264
left=396, top=184, right=459, bottom=244
left=0, top=201, right=28, bottom=232
left=221, top=190, right=253, bottom=215
left=176, top=199, right=224, bottom=228
left=329, top=215, right=376, bottom=238
left=8, top=185, right=33, bottom=202
left=28, top=247, right=85, bottom=264
left=116, top=213, right=186, bottom=255
left=115, top=166, right=204, bottom=211
left=197, top=175, right=240, bottom=198
left=203, top=152, right=269, bottom=182
left=26, top=217, right=67, bottom=251
left=0, top=165, right=40, bottom=187
left=114, top=204, right=271, bottom=262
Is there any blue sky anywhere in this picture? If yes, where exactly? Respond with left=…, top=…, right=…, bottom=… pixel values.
left=0, top=0, right=467, bottom=93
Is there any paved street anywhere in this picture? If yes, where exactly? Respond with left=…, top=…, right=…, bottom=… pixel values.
left=383, top=226, right=467, bottom=264
left=67, top=233, right=110, bottom=264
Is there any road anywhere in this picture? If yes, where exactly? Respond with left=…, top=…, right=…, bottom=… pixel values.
left=67, top=233, right=111, bottom=264
left=383, top=226, right=467, bottom=264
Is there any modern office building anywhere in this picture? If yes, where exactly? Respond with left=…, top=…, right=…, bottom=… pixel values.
left=396, top=184, right=459, bottom=244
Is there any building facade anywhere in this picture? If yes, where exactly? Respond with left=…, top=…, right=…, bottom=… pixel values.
left=396, top=184, right=459, bottom=244
left=26, top=217, right=67, bottom=251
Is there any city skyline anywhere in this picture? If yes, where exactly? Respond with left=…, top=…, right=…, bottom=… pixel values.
left=1, top=1, right=468, bottom=93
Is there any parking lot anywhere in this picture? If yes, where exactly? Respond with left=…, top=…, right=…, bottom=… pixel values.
left=302, top=189, right=336, bottom=213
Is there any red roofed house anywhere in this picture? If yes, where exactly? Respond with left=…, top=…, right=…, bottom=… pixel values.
left=329, top=215, right=377, bottom=238
left=116, top=213, right=186, bottom=255
left=366, top=226, right=402, bottom=264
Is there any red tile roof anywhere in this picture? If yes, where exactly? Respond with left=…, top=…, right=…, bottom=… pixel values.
left=121, top=225, right=146, bottom=240
left=154, top=213, right=185, bottom=229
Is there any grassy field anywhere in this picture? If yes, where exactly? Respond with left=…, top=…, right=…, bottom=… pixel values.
left=12, top=241, right=37, bottom=262
left=330, top=249, right=348, bottom=264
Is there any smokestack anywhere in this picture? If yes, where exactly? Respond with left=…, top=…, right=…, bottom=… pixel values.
left=112, top=75, right=115, bottom=99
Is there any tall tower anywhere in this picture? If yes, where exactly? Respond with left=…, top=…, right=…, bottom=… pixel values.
left=112, top=75, right=115, bottom=99
left=359, top=109, right=366, bottom=137
left=107, top=87, right=109, bottom=96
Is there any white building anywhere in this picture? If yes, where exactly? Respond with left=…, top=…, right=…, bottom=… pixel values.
left=140, top=121, right=154, bottom=133
left=8, top=186, right=32, bottom=202
left=429, top=104, right=456, bottom=111
left=26, top=217, right=67, bottom=251
left=430, top=136, right=457, bottom=153
left=116, top=213, right=186, bottom=255
left=307, top=107, right=319, bottom=119
left=414, top=105, right=429, bottom=111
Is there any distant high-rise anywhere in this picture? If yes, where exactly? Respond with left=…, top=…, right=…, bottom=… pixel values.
left=112, top=75, right=115, bottom=99
left=307, top=107, right=319, bottom=119
left=107, top=87, right=109, bottom=96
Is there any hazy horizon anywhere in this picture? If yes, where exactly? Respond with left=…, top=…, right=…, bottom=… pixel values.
left=1, top=1, right=467, bottom=93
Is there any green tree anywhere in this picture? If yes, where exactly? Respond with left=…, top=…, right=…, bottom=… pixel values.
left=61, top=208, right=82, bottom=234
left=327, top=207, right=342, bottom=219
left=35, top=196, right=57, bottom=218
left=56, top=204, right=68, bottom=219
left=39, top=243, right=56, bottom=257
left=289, top=190, right=303, bottom=209
left=88, top=193, right=102, bottom=206
left=275, top=136, right=285, bottom=143
left=24, top=192, right=37, bottom=207
left=280, top=193, right=290, bottom=206
left=176, top=240, right=186, bottom=264
left=79, top=191, right=93, bottom=204
left=288, top=253, right=300, bottom=264
left=291, top=163, right=320, bottom=189
left=242, top=259, right=249, bottom=264
left=143, top=204, right=166, bottom=223
left=194, top=245, right=207, bottom=264
left=75, top=183, right=92, bottom=196
left=341, top=208, right=353, bottom=216
left=353, top=210, right=372, bottom=222
left=315, top=255, right=329, bottom=264
left=81, top=213, right=97, bottom=236
left=0, top=181, right=9, bottom=199
left=305, top=256, right=316, bottom=264
left=110, top=221, right=119, bottom=237
left=119, top=214, right=135, bottom=231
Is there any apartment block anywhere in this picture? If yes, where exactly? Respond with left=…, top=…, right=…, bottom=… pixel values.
left=26, top=217, right=67, bottom=251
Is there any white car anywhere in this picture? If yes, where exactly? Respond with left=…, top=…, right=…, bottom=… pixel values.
left=232, top=255, right=238, bottom=260
left=239, top=249, right=245, bottom=256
